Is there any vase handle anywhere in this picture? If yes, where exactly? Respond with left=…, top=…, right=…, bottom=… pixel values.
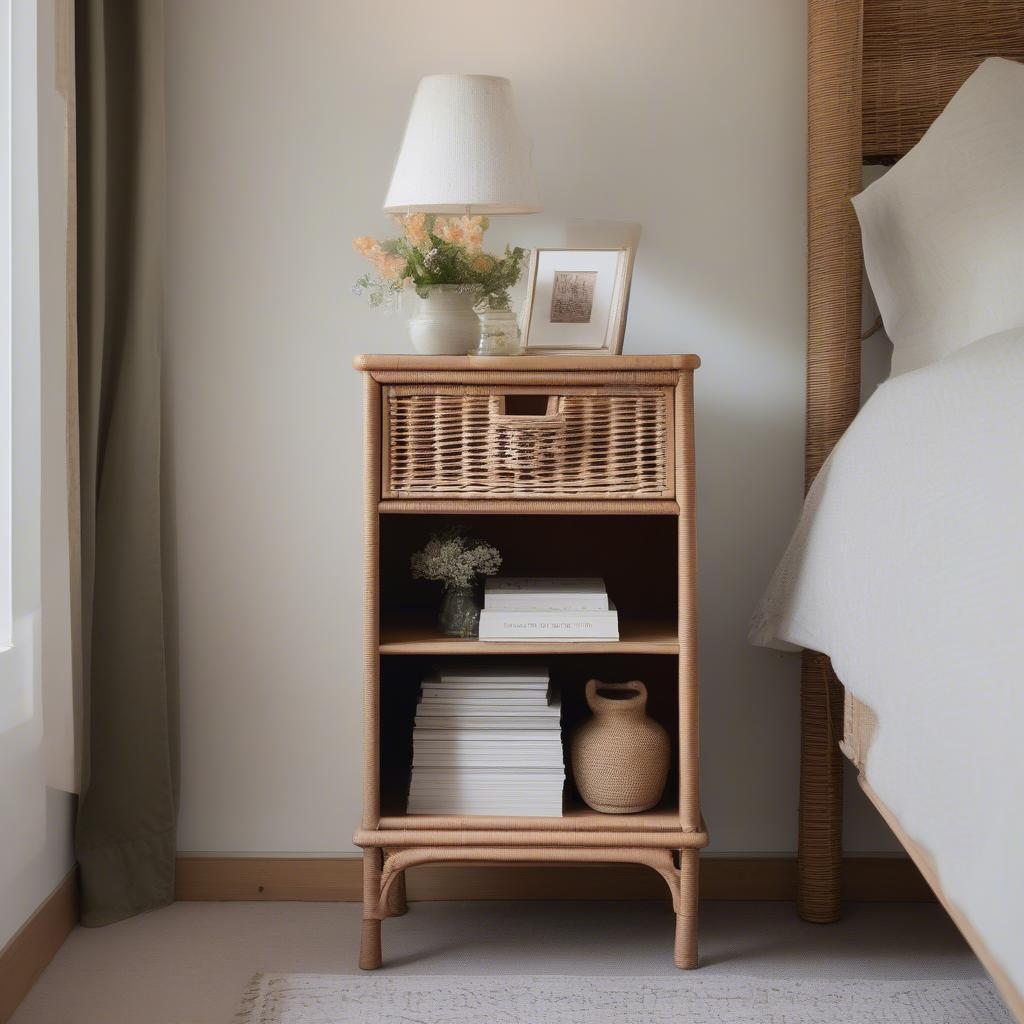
left=585, top=679, right=648, bottom=713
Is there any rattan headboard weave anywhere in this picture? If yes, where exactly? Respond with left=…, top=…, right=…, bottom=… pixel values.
left=864, top=0, right=1024, bottom=159
left=807, top=0, right=1024, bottom=492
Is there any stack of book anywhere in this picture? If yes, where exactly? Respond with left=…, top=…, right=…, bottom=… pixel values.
left=478, top=578, right=619, bottom=641
left=407, top=663, right=565, bottom=816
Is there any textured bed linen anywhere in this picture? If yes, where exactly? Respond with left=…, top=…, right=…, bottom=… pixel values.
left=751, top=326, right=1024, bottom=996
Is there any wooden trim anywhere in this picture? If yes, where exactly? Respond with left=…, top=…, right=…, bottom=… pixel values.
left=362, top=376, right=382, bottom=830
left=379, top=499, right=681, bottom=516
left=353, top=354, right=700, bottom=372
left=174, top=857, right=358, bottom=902
left=676, top=371, right=699, bottom=832
left=353, top=828, right=708, bottom=850
left=0, top=869, right=78, bottom=1024
left=173, top=854, right=933, bottom=904
left=376, top=803, right=692, bottom=833
left=369, top=371, right=683, bottom=387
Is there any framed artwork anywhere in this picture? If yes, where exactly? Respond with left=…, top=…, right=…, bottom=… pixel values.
left=520, top=247, right=635, bottom=355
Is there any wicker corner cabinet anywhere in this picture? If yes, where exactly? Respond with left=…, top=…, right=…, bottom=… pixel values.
left=352, top=353, right=706, bottom=969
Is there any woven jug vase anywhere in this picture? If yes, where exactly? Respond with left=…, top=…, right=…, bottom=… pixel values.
left=571, top=679, right=669, bottom=814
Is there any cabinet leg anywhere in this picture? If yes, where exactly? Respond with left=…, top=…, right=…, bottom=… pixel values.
left=359, top=849, right=383, bottom=970
left=386, top=867, right=408, bottom=917
left=674, top=849, right=698, bottom=969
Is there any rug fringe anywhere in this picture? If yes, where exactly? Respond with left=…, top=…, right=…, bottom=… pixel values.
left=234, top=973, right=266, bottom=1024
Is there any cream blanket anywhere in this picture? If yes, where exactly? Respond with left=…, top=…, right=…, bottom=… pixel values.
left=752, top=326, right=1024, bottom=999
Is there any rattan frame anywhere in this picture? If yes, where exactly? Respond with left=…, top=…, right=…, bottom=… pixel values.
left=802, top=0, right=1024, bottom=929
left=353, top=354, right=705, bottom=970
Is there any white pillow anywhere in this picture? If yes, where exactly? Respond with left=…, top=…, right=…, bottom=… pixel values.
left=853, top=57, right=1024, bottom=376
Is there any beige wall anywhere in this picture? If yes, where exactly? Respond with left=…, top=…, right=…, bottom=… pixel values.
left=164, top=0, right=896, bottom=854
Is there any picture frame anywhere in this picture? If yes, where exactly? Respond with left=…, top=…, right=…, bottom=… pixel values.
left=519, top=246, right=635, bottom=356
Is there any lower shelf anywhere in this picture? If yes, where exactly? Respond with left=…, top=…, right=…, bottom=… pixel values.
left=378, top=616, right=680, bottom=654
left=361, top=798, right=707, bottom=851
left=378, top=795, right=687, bottom=833
left=356, top=822, right=708, bottom=851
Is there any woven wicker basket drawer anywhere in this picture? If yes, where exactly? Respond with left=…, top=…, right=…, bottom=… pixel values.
left=382, top=385, right=674, bottom=499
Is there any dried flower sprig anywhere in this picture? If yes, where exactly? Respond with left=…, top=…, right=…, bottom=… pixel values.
left=410, top=528, right=502, bottom=590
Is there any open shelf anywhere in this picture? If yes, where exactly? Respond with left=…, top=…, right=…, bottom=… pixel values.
left=379, top=615, right=679, bottom=654
left=377, top=654, right=682, bottom=830
left=379, top=515, right=679, bottom=646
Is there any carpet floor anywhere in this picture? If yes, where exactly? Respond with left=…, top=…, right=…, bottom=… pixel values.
left=239, top=974, right=1011, bottom=1023
left=11, top=901, right=1006, bottom=1024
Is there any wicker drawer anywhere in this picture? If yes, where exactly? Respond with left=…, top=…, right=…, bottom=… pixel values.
left=381, top=385, right=674, bottom=499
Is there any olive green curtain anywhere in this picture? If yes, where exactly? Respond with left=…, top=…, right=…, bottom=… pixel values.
left=74, top=0, right=177, bottom=926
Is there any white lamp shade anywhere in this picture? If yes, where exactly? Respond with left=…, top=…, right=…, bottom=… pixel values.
left=383, top=74, right=541, bottom=215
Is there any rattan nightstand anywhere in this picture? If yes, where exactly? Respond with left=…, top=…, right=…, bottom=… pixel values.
left=352, top=354, right=705, bottom=969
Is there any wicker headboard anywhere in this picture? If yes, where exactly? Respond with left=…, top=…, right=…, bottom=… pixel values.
left=807, top=0, right=1024, bottom=489
left=864, top=1, right=1024, bottom=159
left=800, top=0, right=1024, bottom=925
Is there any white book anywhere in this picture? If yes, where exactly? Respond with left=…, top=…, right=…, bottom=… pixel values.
left=413, top=739, right=561, bottom=745
left=413, top=752, right=564, bottom=761
left=419, top=706, right=554, bottom=715
left=478, top=605, right=619, bottom=641
left=417, top=702, right=560, bottom=717
left=414, top=759, right=564, bottom=770
left=413, top=740, right=563, bottom=750
left=409, top=787, right=564, bottom=814
left=413, top=751, right=563, bottom=761
left=413, top=744, right=563, bottom=756
left=412, top=768, right=565, bottom=779
left=415, top=716, right=562, bottom=729
left=433, top=664, right=550, bottom=685
left=487, top=577, right=604, bottom=594
left=412, top=729, right=561, bottom=741
left=410, top=792, right=563, bottom=799
left=419, top=698, right=553, bottom=708
left=410, top=786, right=565, bottom=795
left=423, top=685, right=552, bottom=696
left=421, top=689, right=550, bottom=702
left=484, top=577, right=609, bottom=612
left=407, top=803, right=564, bottom=816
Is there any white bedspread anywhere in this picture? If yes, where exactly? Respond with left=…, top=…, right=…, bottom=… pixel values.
left=751, top=326, right=1024, bottom=998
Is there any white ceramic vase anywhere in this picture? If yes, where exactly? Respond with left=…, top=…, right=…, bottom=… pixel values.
left=408, top=285, right=480, bottom=355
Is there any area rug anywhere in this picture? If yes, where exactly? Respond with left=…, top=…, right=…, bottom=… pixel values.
left=236, top=974, right=1012, bottom=1023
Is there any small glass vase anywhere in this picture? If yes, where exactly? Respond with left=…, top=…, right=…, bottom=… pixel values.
left=474, top=308, right=523, bottom=356
left=438, top=584, right=480, bottom=638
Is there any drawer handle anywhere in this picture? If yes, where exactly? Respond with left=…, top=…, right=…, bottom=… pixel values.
left=489, top=395, right=566, bottom=429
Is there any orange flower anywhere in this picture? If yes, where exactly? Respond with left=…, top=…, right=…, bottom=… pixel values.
left=433, top=214, right=487, bottom=252
left=353, top=235, right=381, bottom=257
left=374, top=252, right=406, bottom=281
left=462, top=216, right=485, bottom=253
left=471, top=254, right=495, bottom=273
left=392, top=213, right=429, bottom=249
left=433, top=216, right=463, bottom=245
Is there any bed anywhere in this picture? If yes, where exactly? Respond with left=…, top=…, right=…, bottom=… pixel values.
left=756, top=1, right=1024, bottom=1019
